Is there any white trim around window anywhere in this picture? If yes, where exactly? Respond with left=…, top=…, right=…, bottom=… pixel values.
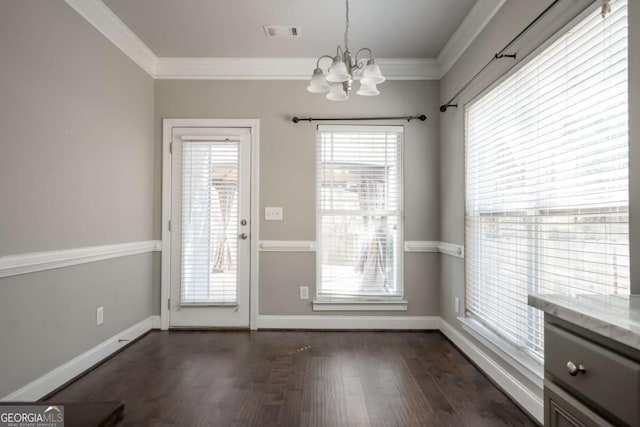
left=316, top=125, right=404, bottom=301
left=464, top=0, right=629, bottom=364
left=312, top=300, right=408, bottom=312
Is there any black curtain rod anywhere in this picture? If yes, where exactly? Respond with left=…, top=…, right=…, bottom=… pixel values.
left=440, top=0, right=561, bottom=112
left=292, top=115, right=427, bottom=123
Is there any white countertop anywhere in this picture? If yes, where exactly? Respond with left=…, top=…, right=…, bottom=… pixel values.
left=528, top=293, right=640, bottom=350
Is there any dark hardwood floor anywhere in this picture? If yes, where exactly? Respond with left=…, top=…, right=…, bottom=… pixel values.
left=47, top=331, right=537, bottom=426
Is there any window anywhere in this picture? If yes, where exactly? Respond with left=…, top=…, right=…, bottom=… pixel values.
left=465, top=0, right=629, bottom=363
left=181, top=140, right=239, bottom=304
left=316, top=125, right=403, bottom=300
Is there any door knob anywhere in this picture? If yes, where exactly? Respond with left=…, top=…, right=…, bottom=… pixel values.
left=240, top=233, right=248, bottom=240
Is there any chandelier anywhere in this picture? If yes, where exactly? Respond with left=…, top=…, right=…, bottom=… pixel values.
left=306, top=0, right=386, bottom=101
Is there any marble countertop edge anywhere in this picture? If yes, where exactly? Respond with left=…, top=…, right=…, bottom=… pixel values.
left=528, top=293, right=640, bottom=351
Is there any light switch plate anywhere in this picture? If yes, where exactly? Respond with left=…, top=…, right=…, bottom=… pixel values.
left=265, top=207, right=283, bottom=221
left=96, top=307, right=104, bottom=325
left=300, top=286, right=309, bottom=300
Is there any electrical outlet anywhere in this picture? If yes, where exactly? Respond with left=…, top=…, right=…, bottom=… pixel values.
left=96, top=307, right=104, bottom=325
left=300, top=286, right=309, bottom=300
left=454, top=297, right=460, bottom=314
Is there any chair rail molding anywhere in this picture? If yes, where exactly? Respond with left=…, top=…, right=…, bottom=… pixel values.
left=405, top=241, right=464, bottom=258
left=404, top=241, right=440, bottom=252
left=438, top=242, right=464, bottom=258
left=0, top=240, right=161, bottom=279
left=258, top=240, right=316, bottom=252
left=258, top=240, right=463, bottom=257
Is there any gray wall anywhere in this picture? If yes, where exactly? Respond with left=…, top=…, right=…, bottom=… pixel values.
left=0, top=1, right=155, bottom=398
left=155, top=80, right=441, bottom=316
left=5, top=0, right=634, bottom=404
left=438, top=0, right=640, bottom=403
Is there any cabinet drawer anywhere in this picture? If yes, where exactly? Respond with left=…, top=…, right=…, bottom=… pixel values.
left=544, top=380, right=613, bottom=427
left=545, top=323, right=640, bottom=426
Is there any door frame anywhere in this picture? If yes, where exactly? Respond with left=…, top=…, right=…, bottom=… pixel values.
left=161, top=118, right=260, bottom=330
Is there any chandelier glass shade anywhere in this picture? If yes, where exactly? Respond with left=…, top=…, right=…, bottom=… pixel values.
left=306, top=0, right=385, bottom=101
left=307, top=68, right=331, bottom=93
left=356, top=82, right=380, bottom=96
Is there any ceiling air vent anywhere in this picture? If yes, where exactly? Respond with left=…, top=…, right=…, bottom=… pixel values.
left=263, top=25, right=301, bottom=38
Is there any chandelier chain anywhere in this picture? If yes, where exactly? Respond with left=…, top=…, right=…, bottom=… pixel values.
left=344, top=0, right=350, bottom=52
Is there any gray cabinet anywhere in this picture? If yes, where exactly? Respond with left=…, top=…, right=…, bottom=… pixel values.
left=543, top=318, right=640, bottom=427
left=545, top=381, right=612, bottom=427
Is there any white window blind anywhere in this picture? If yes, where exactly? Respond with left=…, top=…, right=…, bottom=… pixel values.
left=465, top=0, right=629, bottom=362
left=317, top=125, right=403, bottom=299
left=181, top=140, right=239, bottom=304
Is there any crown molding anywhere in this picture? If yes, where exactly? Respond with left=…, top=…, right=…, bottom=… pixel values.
left=64, top=0, right=157, bottom=76
left=437, top=0, right=507, bottom=77
left=66, top=0, right=504, bottom=80
left=377, top=58, right=440, bottom=80
left=155, top=57, right=312, bottom=80
left=154, top=57, right=439, bottom=80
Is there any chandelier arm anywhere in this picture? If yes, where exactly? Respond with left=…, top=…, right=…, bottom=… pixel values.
left=354, top=47, right=373, bottom=69
left=307, top=0, right=385, bottom=100
left=316, top=55, right=334, bottom=70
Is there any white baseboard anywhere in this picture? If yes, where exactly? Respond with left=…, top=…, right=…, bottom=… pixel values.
left=439, top=319, right=543, bottom=424
left=151, top=315, right=161, bottom=329
left=1, top=316, right=154, bottom=402
left=256, top=315, right=440, bottom=330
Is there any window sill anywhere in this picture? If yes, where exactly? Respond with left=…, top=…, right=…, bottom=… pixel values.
left=458, top=316, right=543, bottom=387
left=312, top=300, right=408, bottom=312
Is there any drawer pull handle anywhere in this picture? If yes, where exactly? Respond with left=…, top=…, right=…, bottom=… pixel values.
left=566, top=361, right=586, bottom=376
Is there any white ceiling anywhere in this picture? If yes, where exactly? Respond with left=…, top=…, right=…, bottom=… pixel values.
left=102, top=0, right=476, bottom=59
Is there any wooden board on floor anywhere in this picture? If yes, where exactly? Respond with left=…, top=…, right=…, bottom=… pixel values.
left=46, top=331, right=536, bottom=426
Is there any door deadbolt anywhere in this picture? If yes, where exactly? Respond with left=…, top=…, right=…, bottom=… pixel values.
left=240, top=219, right=247, bottom=226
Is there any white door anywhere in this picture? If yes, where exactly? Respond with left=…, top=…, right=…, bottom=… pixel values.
left=169, top=126, right=251, bottom=328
